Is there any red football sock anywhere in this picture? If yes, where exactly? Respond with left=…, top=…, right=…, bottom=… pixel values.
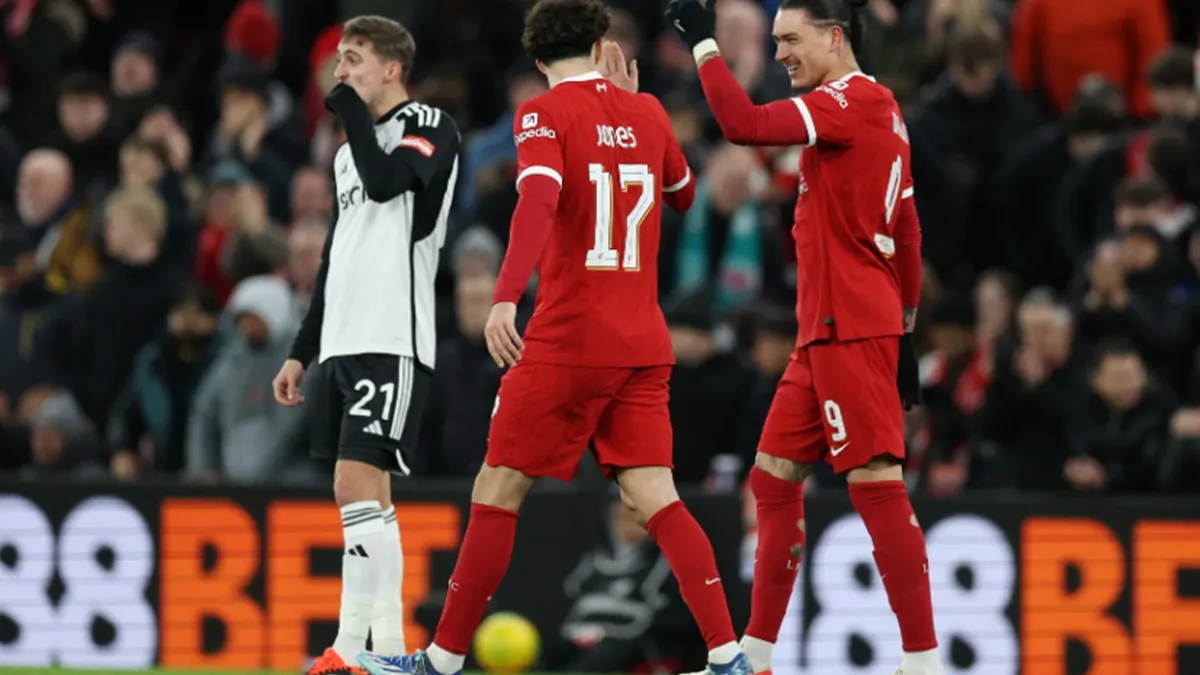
left=848, top=481, right=938, bottom=653
left=745, top=467, right=805, bottom=643
left=432, top=503, right=519, bottom=655
left=645, top=501, right=738, bottom=650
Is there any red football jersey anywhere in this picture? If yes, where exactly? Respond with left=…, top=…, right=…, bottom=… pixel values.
left=511, top=72, right=693, bottom=367
left=790, top=72, right=915, bottom=346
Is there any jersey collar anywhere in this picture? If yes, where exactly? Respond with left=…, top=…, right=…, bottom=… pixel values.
left=378, top=99, right=415, bottom=124
left=837, top=71, right=877, bottom=83
left=558, top=71, right=604, bottom=84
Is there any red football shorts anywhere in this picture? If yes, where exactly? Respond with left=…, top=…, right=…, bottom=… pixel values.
left=486, top=361, right=674, bottom=481
left=757, top=337, right=904, bottom=473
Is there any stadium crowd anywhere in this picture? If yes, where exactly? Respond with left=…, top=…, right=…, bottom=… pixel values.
left=0, top=0, right=1198, bottom=496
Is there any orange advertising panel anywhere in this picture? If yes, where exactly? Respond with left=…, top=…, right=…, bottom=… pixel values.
left=1021, top=518, right=1200, bottom=675
left=158, top=498, right=460, bottom=671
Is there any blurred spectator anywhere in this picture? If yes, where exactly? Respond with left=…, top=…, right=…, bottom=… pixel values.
left=1073, top=231, right=1191, bottom=385
left=543, top=490, right=696, bottom=673
left=287, top=216, right=329, bottom=316
left=976, top=289, right=1084, bottom=490
left=0, top=228, right=59, bottom=406
left=417, top=227, right=503, bottom=478
left=457, top=60, right=546, bottom=219
left=993, top=76, right=1125, bottom=289
left=1147, top=46, right=1199, bottom=125
left=733, top=302, right=797, bottom=470
left=108, top=283, right=224, bottom=480
left=194, top=160, right=257, bottom=303
left=660, top=144, right=784, bottom=313
left=109, top=32, right=162, bottom=138
left=50, top=71, right=119, bottom=201
left=37, top=186, right=178, bottom=434
left=16, top=149, right=102, bottom=293
left=663, top=287, right=756, bottom=484
left=914, top=291, right=988, bottom=496
left=1009, top=0, right=1169, bottom=119
left=207, top=56, right=295, bottom=220
left=223, top=180, right=289, bottom=283
left=913, top=23, right=1040, bottom=276
left=291, top=165, right=334, bottom=223
left=19, top=388, right=105, bottom=479
left=974, top=268, right=1020, bottom=352
left=1068, top=338, right=1174, bottom=493
left=186, top=275, right=305, bottom=482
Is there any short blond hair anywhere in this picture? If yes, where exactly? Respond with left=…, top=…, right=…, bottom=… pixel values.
left=107, top=186, right=167, bottom=243
left=343, top=15, right=416, bottom=84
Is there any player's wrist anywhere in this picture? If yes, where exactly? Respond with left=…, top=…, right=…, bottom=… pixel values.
left=692, top=38, right=719, bottom=64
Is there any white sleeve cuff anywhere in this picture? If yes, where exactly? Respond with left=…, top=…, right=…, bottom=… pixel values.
left=692, top=38, right=719, bottom=64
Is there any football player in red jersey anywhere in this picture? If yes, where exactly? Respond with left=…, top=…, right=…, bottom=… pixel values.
left=356, top=3, right=751, bottom=675
left=665, top=0, right=941, bottom=674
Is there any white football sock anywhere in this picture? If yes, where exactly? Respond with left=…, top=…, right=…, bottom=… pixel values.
left=901, top=647, right=944, bottom=674
left=371, top=505, right=406, bottom=655
left=428, top=642, right=465, bottom=674
left=333, top=501, right=385, bottom=663
left=740, top=636, right=774, bottom=673
left=708, top=641, right=741, bottom=665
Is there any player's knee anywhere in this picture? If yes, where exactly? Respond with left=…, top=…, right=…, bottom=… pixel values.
left=615, top=466, right=679, bottom=521
left=333, top=458, right=388, bottom=507
left=845, top=455, right=904, bottom=484
left=754, top=452, right=813, bottom=483
left=471, top=464, right=535, bottom=511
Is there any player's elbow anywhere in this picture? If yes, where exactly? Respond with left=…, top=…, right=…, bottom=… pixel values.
left=362, top=178, right=404, bottom=203
left=666, top=187, right=696, bottom=213
left=715, top=117, right=756, bottom=145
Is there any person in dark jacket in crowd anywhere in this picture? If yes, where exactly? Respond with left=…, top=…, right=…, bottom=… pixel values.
left=662, top=286, right=756, bottom=485
left=416, top=227, right=506, bottom=477
left=1072, top=228, right=1191, bottom=390
left=1068, top=338, right=1175, bottom=493
left=108, top=283, right=224, bottom=480
left=912, top=24, right=1040, bottom=278
left=991, top=76, right=1125, bottom=289
left=975, top=289, right=1085, bottom=490
left=36, top=186, right=180, bottom=435
left=733, top=302, right=797, bottom=473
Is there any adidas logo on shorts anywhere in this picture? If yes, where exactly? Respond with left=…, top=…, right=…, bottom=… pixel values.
left=363, top=420, right=384, bottom=436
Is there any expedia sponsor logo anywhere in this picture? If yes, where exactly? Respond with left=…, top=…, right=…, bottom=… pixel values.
left=515, top=126, right=557, bottom=144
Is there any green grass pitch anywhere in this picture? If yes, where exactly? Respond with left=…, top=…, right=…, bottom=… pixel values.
left=0, top=670, right=294, bottom=675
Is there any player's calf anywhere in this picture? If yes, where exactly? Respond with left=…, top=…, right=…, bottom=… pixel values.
left=847, top=456, right=942, bottom=674
left=742, top=453, right=811, bottom=674
left=615, top=467, right=744, bottom=670
left=329, top=460, right=397, bottom=664
left=416, top=464, right=535, bottom=675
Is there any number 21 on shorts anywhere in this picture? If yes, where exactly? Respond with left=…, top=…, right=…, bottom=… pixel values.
left=586, top=163, right=654, bottom=271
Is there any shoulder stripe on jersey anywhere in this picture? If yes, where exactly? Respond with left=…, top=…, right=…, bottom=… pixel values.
left=902, top=186, right=914, bottom=199
left=790, top=97, right=818, bottom=148
left=664, top=168, right=691, bottom=193
left=516, top=165, right=563, bottom=188
left=401, top=103, right=442, bottom=128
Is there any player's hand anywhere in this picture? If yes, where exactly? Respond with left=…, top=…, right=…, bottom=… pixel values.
left=324, top=82, right=361, bottom=114
left=896, top=333, right=921, bottom=410
left=599, top=40, right=639, bottom=93
left=273, top=359, right=306, bottom=406
left=485, top=302, right=524, bottom=368
left=665, top=0, right=717, bottom=51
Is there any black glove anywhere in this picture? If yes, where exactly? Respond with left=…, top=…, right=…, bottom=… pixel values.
left=324, top=82, right=361, bottom=114
left=665, top=0, right=716, bottom=50
left=897, top=333, right=921, bottom=411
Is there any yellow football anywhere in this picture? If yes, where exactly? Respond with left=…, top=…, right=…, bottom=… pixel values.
left=473, top=611, right=541, bottom=674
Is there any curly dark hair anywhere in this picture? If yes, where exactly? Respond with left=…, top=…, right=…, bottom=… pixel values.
left=522, top=0, right=611, bottom=65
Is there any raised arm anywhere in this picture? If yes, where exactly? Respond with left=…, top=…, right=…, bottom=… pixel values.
left=666, top=0, right=812, bottom=146
left=324, top=84, right=459, bottom=201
